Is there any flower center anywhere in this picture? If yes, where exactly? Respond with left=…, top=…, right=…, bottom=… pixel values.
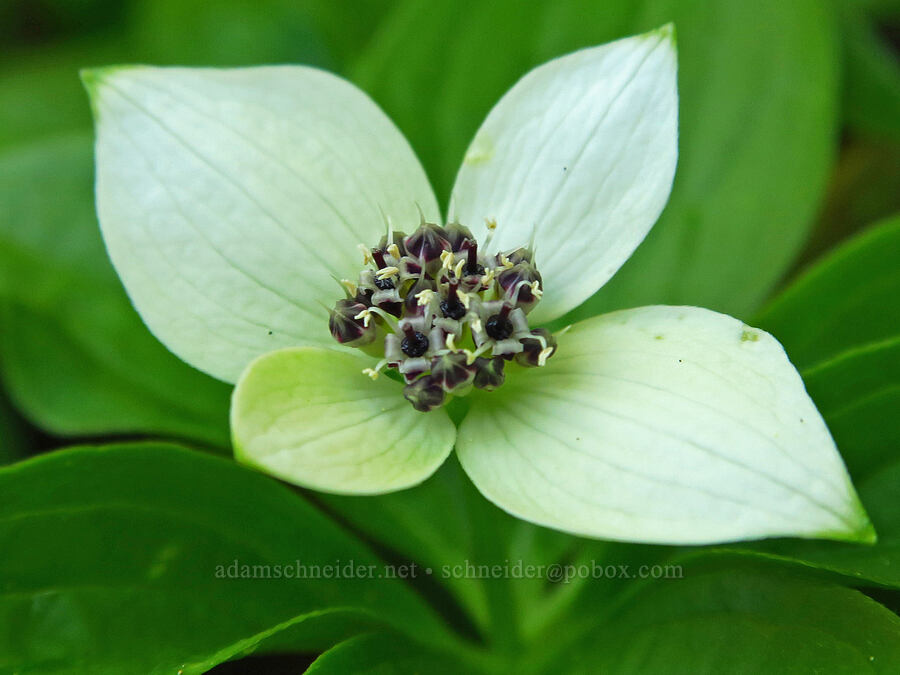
left=328, top=220, right=557, bottom=411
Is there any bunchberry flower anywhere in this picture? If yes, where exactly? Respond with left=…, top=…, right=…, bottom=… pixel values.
left=84, top=25, right=873, bottom=544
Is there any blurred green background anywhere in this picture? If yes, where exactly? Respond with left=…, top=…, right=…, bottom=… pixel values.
left=1, top=0, right=899, bottom=673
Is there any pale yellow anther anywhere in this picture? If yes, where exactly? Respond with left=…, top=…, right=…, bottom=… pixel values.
left=445, top=333, right=457, bottom=351
left=485, top=218, right=497, bottom=231
left=358, top=244, right=373, bottom=265
left=459, top=292, right=472, bottom=309
left=415, top=289, right=436, bottom=306
left=386, top=243, right=401, bottom=259
left=538, top=346, right=554, bottom=367
left=471, top=317, right=483, bottom=333
left=454, top=259, right=465, bottom=278
left=440, top=250, right=455, bottom=270
left=354, top=308, right=373, bottom=327
left=498, top=253, right=514, bottom=269
left=481, top=268, right=495, bottom=286
left=530, top=280, right=543, bottom=298
left=362, top=368, right=380, bottom=380
left=375, top=266, right=399, bottom=280
left=340, top=279, right=358, bottom=295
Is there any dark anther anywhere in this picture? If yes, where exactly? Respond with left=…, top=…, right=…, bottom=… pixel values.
left=465, top=262, right=485, bottom=277
left=485, top=313, right=513, bottom=340
left=440, top=297, right=466, bottom=320
left=374, top=277, right=395, bottom=290
left=401, top=330, right=429, bottom=357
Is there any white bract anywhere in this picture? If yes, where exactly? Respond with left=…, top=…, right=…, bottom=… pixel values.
left=85, top=26, right=874, bottom=545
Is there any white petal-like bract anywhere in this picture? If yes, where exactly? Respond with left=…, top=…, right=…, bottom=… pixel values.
left=231, top=347, right=455, bottom=494
left=86, top=66, right=439, bottom=382
left=449, top=26, right=678, bottom=324
left=457, top=306, right=873, bottom=545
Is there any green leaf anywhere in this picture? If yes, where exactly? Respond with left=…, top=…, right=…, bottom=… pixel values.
left=841, top=8, right=900, bottom=141
left=318, top=457, right=578, bottom=646
left=0, top=38, right=124, bottom=149
left=128, top=0, right=335, bottom=68
left=0, top=443, right=453, bottom=674
left=804, top=338, right=900, bottom=479
left=550, top=560, right=900, bottom=673
left=354, top=0, right=839, bottom=319
left=755, top=213, right=900, bottom=370
left=307, top=632, right=472, bottom=674
left=0, top=134, right=232, bottom=446
left=0, top=391, right=29, bottom=465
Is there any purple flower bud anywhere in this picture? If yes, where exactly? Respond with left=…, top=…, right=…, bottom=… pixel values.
left=404, top=223, right=450, bottom=263
left=403, top=375, right=446, bottom=412
left=497, top=262, right=542, bottom=314
left=515, top=328, right=557, bottom=367
left=329, top=299, right=376, bottom=347
left=444, top=222, right=476, bottom=252
left=431, top=353, right=476, bottom=392
left=473, top=357, right=506, bottom=390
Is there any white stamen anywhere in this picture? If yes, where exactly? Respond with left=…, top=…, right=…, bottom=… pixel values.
left=485, top=218, right=497, bottom=231
left=440, top=250, right=455, bottom=270
left=375, top=266, right=399, bottom=280
left=416, top=289, right=436, bottom=306
left=387, top=243, right=401, bottom=259
left=362, top=359, right=390, bottom=380
left=358, top=244, right=373, bottom=265
left=354, top=308, right=373, bottom=327
left=530, top=280, right=543, bottom=298
left=454, top=259, right=465, bottom=278
left=538, top=346, right=554, bottom=367
left=340, top=279, right=358, bottom=295
left=465, top=342, right=492, bottom=365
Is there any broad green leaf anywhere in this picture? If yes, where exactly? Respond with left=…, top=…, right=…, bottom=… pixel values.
left=0, top=443, right=454, bottom=674
left=755, top=213, right=900, bottom=370
left=231, top=347, right=455, bottom=494
left=129, top=0, right=398, bottom=70
left=804, top=338, right=900, bottom=479
left=841, top=8, right=900, bottom=141
left=318, top=456, right=579, bottom=645
left=307, top=632, right=473, bottom=674
left=128, top=0, right=334, bottom=68
left=549, top=560, right=900, bottom=673
left=0, top=391, right=29, bottom=465
left=354, top=0, right=839, bottom=319
left=0, top=38, right=124, bottom=148
left=457, top=306, right=872, bottom=545
left=0, top=134, right=231, bottom=446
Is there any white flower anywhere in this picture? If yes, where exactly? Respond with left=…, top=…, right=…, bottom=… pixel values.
left=83, top=25, right=873, bottom=545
